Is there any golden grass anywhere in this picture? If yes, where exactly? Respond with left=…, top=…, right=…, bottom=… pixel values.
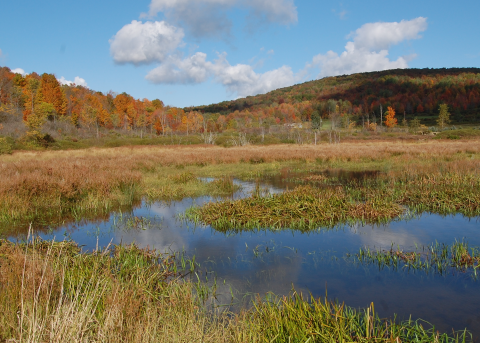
left=2, top=140, right=480, bottom=166
left=0, top=140, right=479, bottom=232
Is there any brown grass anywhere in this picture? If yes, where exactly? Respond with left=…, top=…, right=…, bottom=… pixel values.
left=0, top=238, right=237, bottom=342
left=2, top=140, right=479, bottom=166
left=0, top=140, right=479, bottom=232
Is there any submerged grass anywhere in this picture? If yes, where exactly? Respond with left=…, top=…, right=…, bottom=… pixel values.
left=0, top=237, right=471, bottom=342
left=350, top=240, right=480, bottom=278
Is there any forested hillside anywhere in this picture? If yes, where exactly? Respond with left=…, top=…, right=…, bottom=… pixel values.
left=186, top=68, right=480, bottom=125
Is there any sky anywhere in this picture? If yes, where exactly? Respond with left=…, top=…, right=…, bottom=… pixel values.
left=1, top=0, right=479, bottom=108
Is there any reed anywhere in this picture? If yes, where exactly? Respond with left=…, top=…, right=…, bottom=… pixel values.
left=0, top=237, right=471, bottom=342
left=245, top=291, right=470, bottom=343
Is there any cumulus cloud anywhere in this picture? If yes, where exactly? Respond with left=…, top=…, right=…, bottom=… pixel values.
left=58, top=76, right=88, bottom=87
left=351, top=17, right=427, bottom=51
left=11, top=68, right=26, bottom=76
left=211, top=53, right=297, bottom=96
left=0, top=49, right=3, bottom=57
left=143, top=0, right=297, bottom=38
left=310, top=47, right=410, bottom=78
left=309, top=17, right=427, bottom=78
left=110, top=20, right=184, bottom=65
left=146, top=52, right=212, bottom=84
left=146, top=52, right=298, bottom=97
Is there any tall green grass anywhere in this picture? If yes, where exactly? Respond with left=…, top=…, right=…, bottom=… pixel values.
left=0, top=237, right=471, bottom=342
left=247, top=291, right=470, bottom=343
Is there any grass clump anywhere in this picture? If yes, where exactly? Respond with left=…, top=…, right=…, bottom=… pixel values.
left=247, top=291, right=470, bottom=343
left=208, top=177, right=240, bottom=195
left=357, top=172, right=480, bottom=217
left=0, top=237, right=227, bottom=342
left=169, top=171, right=197, bottom=184
left=187, top=167, right=480, bottom=233
left=0, top=159, right=142, bottom=230
left=186, top=185, right=404, bottom=232
left=350, top=240, right=480, bottom=278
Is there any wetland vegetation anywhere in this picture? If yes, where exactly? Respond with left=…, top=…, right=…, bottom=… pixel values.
left=0, top=140, right=479, bottom=341
left=0, top=237, right=472, bottom=342
left=349, top=240, right=480, bottom=278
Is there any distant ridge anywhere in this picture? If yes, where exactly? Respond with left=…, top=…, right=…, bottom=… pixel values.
left=185, top=68, right=480, bottom=123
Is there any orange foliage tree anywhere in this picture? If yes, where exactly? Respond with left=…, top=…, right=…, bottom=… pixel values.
left=36, top=73, right=67, bottom=116
left=384, top=106, right=398, bottom=128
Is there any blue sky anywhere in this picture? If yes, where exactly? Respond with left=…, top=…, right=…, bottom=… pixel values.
left=1, top=0, right=479, bottom=107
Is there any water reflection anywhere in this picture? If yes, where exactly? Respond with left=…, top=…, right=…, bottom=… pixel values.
left=6, top=178, right=480, bottom=338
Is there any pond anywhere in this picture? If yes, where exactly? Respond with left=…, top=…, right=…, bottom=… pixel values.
left=7, top=176, right=480, bottom=338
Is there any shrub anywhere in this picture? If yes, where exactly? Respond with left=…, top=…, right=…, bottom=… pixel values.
left=0, top=137, right=12, bottom=155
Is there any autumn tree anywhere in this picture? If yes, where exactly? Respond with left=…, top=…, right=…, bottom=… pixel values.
left=25, top=102, right=52, bottom=139
left=384, top=106, right=398, bottom=128
left=113, top=93, right=133, bottom=130
left=436, top=104, right=451, bottom=129
left=311, top=110, right=322, bottom=145
left=36, top=73, right=67, bottom=125
left=80, top=94, right=109, bottom=137
left=22, top=74, right=41, bottom=121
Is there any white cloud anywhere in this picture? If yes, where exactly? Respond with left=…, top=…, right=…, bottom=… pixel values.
left=0, top=49, right=3, bottom=57
left=11, top=68, right=26, bottom=76
left=146, top=52, right=298, bottom=97
left=350, top=17, right=427, bottom=51
left=211, top=53, right=297, bottom=96
left=143, top=0, right=297, bottom=38
left=73, top=77, right=88, bottom=87
left=309, top=17, right=428, bottom=77
left=58, top=76, right=88, bottom=87
left=110, top=20, right=184, bottom=65
left=146, top=52, right=212, bottom=84
left=311, top=47, right=410, bottom=78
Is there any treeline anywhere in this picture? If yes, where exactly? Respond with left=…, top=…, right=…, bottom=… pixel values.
left=1, top=67, right=480, bottom=146
left=186, top=68, right=480, bottom=124
left=0, top=67, right=212, bottom=141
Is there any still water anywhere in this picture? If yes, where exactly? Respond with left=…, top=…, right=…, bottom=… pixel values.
left=10, top=178, right=480, bottom=337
